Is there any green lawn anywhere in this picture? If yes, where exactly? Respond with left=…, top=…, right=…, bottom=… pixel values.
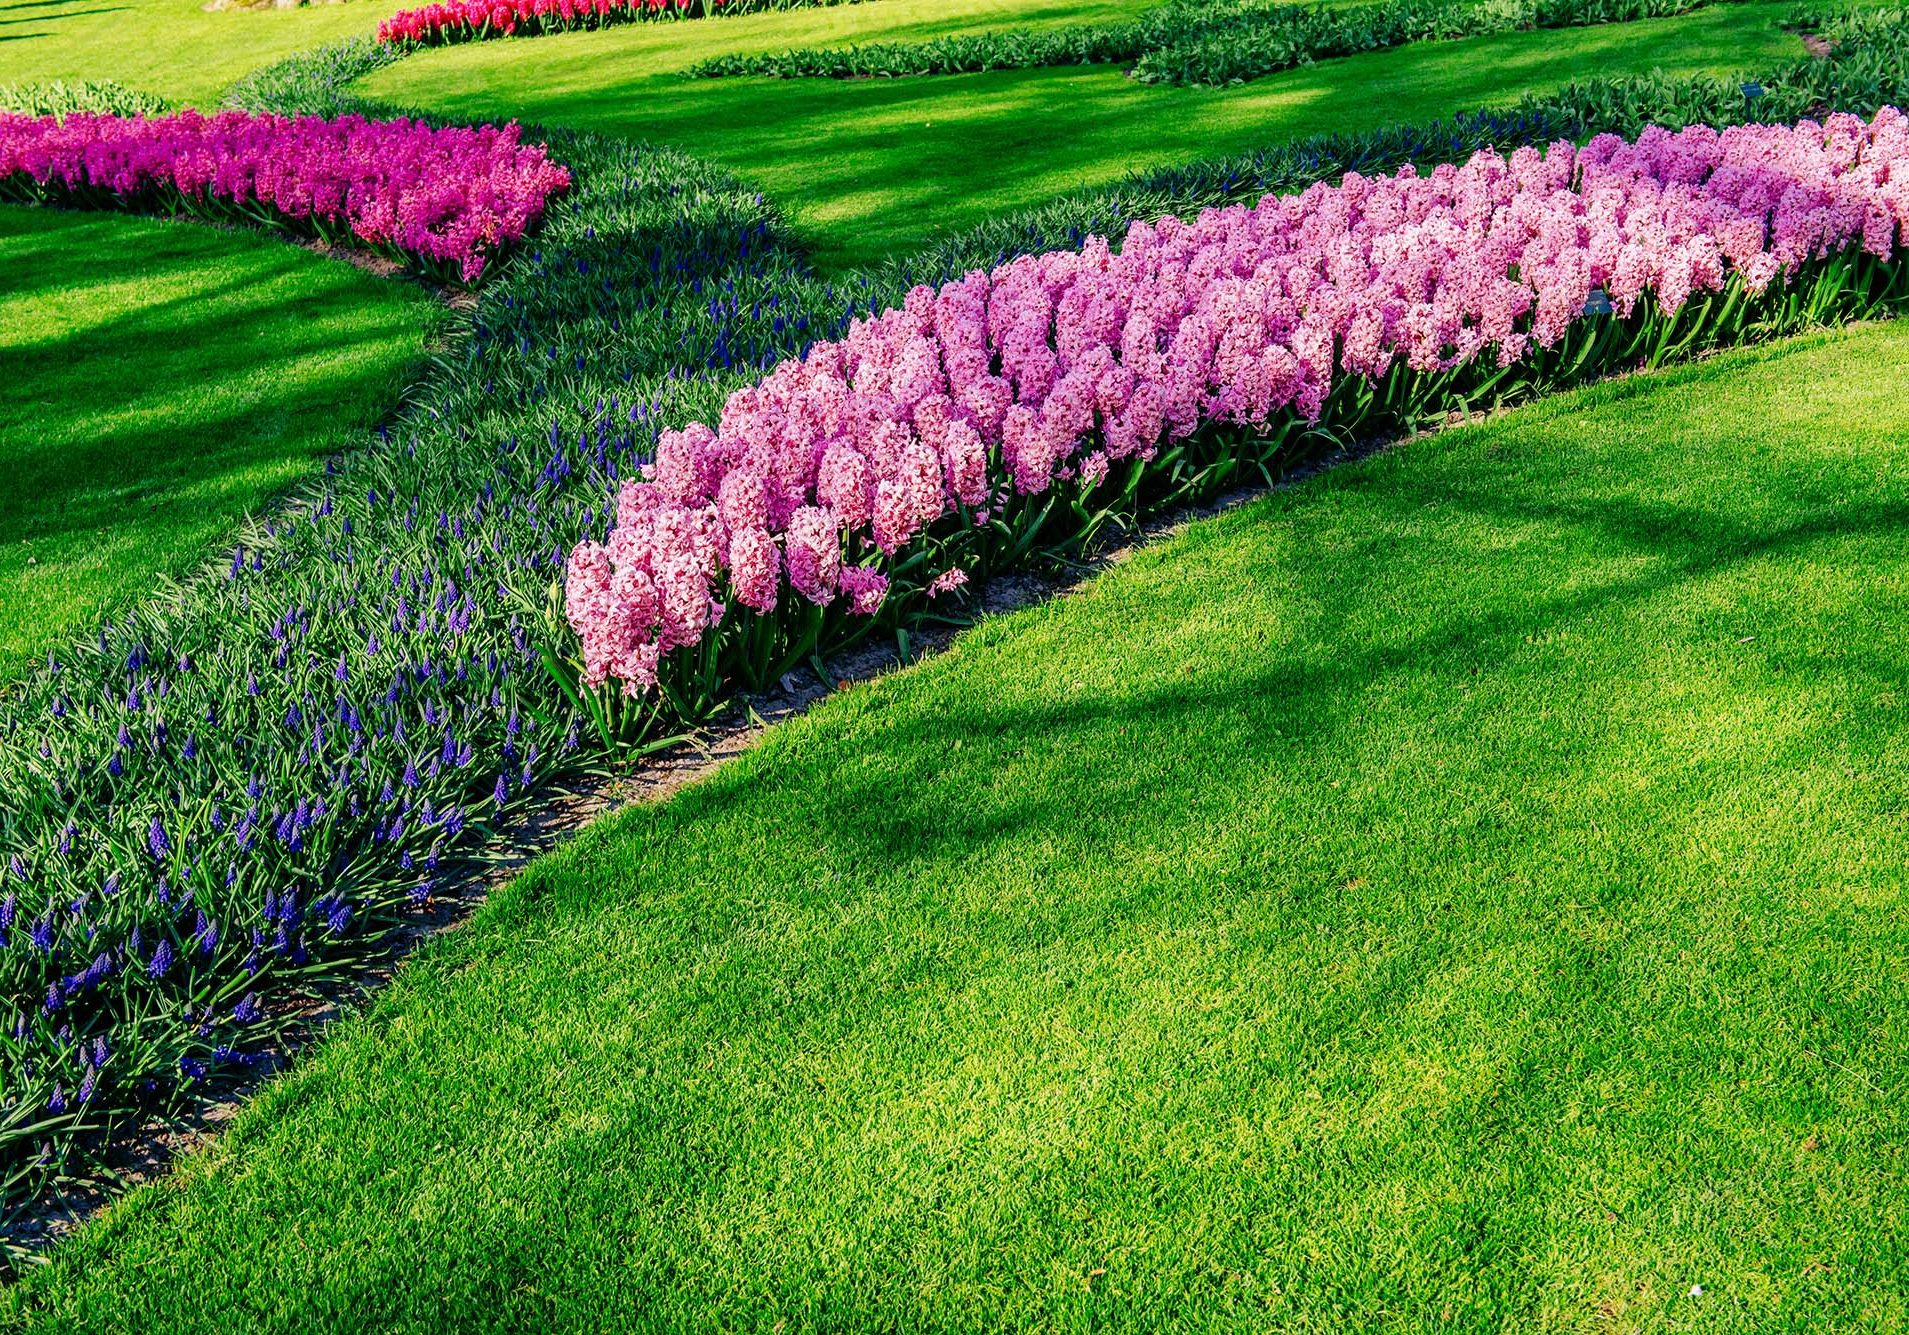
left=0, top=207, right=433, bottom=677
left=364, top=0, right=1804, bottom=268
left=0, top=0, right=1148, bottom=108
left=0, top=0, right=402, bottom=108
left=9, top=321, right=1906, bottom=1332
left=4, top=0, right=1906, bottom=1321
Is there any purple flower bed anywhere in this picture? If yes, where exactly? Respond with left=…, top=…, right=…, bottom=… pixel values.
left=0, top=109, right=571, bottom=282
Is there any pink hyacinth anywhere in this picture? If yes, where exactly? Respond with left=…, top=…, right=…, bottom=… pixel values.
left=926, top=568, right=969, bottom=599
left=0, top=109, right=570, bottom=281
left=783, top=507, right=843, bottom=605
left=837, top=566, right=890, bottom=618
left=567, top=110, right=1909, bottom=696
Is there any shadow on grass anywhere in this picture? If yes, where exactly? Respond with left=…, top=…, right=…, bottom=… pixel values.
left=0, top=6, right=122, bottom=26
left=0, top=207, right=432, bottom=673
left=753, top=493, right=1909, bottom=878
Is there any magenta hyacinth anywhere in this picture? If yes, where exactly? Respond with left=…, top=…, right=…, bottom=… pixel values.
left=0, top=109, right=572, bottom=281
left=567, top=110, right=1909, bottom=695
left=380, top=0, right=740, bottom=45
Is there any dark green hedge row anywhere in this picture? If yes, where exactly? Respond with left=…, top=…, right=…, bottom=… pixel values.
left=688, top=0, right=1732, bottom=85
left=687, top=6, right=1177, bottom=79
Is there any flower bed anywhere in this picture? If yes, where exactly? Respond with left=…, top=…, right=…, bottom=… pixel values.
left=567, top=111, right=1909, bottom=697
left=377, top=0, right=865, bottom=48
left=0, top=109, right=570, bottom=283
left=4, top=15, right=1907, bottom=1221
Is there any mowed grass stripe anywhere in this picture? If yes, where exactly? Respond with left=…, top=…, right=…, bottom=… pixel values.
left=0, top=206, right=435, bottom=679
left=0, top=0, right=407, bottom=108
left=7, top=321, right=1907, bottom=1332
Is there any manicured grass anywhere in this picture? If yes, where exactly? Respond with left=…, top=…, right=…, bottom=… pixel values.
left=0, top=0, right=1143, bottom=108
left=9, top=320, right=1907, bottom=1332
left=0, top=0, right=407, bottom=107
left=364, top=0, right=1804, bottom=267
left=0, top=206, right=434, bottom=678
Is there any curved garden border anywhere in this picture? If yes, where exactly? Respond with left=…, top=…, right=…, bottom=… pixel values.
left=1, top=3, right=1905, bottom=1236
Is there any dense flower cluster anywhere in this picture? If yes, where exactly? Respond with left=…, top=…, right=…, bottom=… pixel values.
left=377, top=0, right=852, bottom=47
left=0, top=109, right=570, bottom=281
left=569, top=110, right=1909, bottom=691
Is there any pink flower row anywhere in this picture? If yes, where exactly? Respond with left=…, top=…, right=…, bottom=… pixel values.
left=0, top=110, right=571, bottom=281
left=567, top=110, right=1909, bottom=693
left=379, top=0, right=740, bottom=45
